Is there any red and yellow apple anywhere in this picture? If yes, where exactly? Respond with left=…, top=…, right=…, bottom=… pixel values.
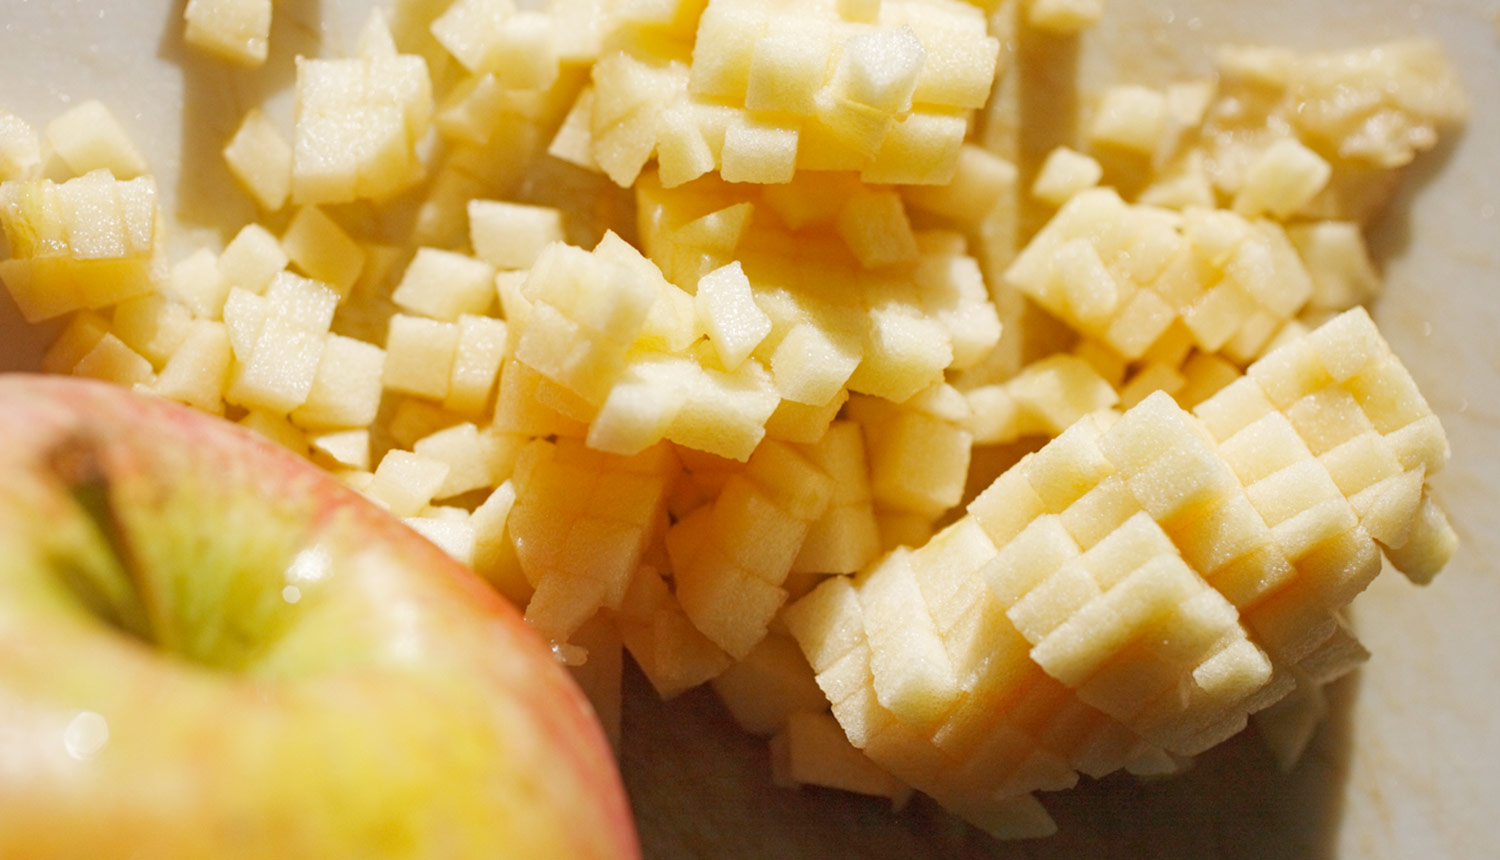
left=0, top=374, right=639, bottom=859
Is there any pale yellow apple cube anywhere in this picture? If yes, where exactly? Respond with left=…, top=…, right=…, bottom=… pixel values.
left=467, top=199, right=565, bottom=270
left=112, top=293, right=192, bottom=368
left=713, top=632, right=830, bottom=736
left=983, top=513, right=1083, bottom=606
left=547, top=86, right=599, bottom=171
left=162, top=250, right=230, bottom=322
left=42, top=311, right=111, bottom=374
left=860, top=110, right=967, bottom=185
left=1031, top=147, right=1103, bottom=207
left=1021, top=415, right=1116, bottom=513
left=223, top=108, right=291, bottom=210
left=290, top=334, right=386, bottom=429
left=262, top=271, right=339, bottom=334
left=224, top=315, right=326, bottom=414
left=835, top=187, right=918, bottom=269
left=848, top=304, right=951, bottom=402
left=1290, top=222, right=1380, bottom=312
left=403, top=511, right=478, bottom=565
left=858, top=552, right=959, bottom=727
left=0, top=172, right=157, bottom=322
left=391, top=247, right=495, bottom=321
left=384, top=314, right=460, bottom=399
left=221, top=287, right=269, bottom=360
left=217, top=223, right=288, bottom=294
left=309, top=428, right=371, bottom=471
left=292, top=54, right=432, bottom=204
left=443, top=313, right=509, bottom=416
left=689, top=0, right=768, bottom=99
left=430, top=0, right=517, bottom=73
left=486, top=11, right=560, bottom=90
left=967, top=464, right=1048, bottom=547
left=907, top=20, right=1000, bottom=111
left=45, top=100, right=148, bottom=179
left=72, top=332, right=155, bottom=387
left=721, top=119, right=799, bottom=184
left=0, top=111, right=42, bottom=181
left=1027, top=0, right=1104, bottom=35
left=1193, top=376, right=1278, bottom=442
left=237, top=409, right=309, bottom=455
left=1218, top=411, right=1315, bottom=485
left=1007, top=561, right=1104, bottom=643
left=1087, top=85, right=1169, bottom=155
left=1006, top=354, right=1119, bottom=437
left=862, top=405, right=972, bottom=519
left=744, top=25, right=831, bottom=116
left=831, top=26, right=925, bottom=114
left=769, top=322, right=862, bottom=406
left=366, top=449, right=452, bottom=517
left=1233, top=138, right=1331, bottom=220
left=696, top=261, right=771, bottom=371
left=282, top=206, right=365, bottom=296
left=775, top=710, right=912, bottom=805
left=1057, top=475, right=1141, bottom=551
left=412, top=421, right=514, bottom=498
left=672, top=547, right=788, bottom=659
left=902, top=144, right=1015, bottom=225
left=1381, top=494, right=1457, bottom=585
left=782, top=574, right=866, bottom=672
left=184, top=0, right=272, bottom=66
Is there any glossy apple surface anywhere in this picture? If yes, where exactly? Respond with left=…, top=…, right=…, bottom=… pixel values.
left=0, top=374, right=639, bottom=860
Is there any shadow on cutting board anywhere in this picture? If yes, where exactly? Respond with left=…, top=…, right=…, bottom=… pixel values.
left=621, top=658, right=1355, bottom=860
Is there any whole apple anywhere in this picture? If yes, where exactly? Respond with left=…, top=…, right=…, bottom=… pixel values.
left=0, top=374, right=639, bottom=859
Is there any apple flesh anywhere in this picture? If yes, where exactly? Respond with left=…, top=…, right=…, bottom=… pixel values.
left=0, top=374, right=639, bottom=859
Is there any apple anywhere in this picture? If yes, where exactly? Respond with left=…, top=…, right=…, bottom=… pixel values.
left=0, top=374, right=639, bottom=859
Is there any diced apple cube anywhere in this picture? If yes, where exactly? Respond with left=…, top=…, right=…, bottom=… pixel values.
left=1027, top=0, right=1104, bottom=35
left=835, top=187, right=918, bottom=269
left=1087, top=85, right=1169, bottom=154
left=412, top=421, right=516, bottom=498
left=390, top=247, right=496, bottom=321
left=183, top=0, right=272, bottom=67
left=45, top=100, right=148, bottom=179
left=72, top=332, right=155, bottom=387
left=237, top=409, right=309, bottom=455
left=223, top=108, right=292, bottom=210
left=112, top=294, right=192, bottom=368
left=384, top=314, right=460, bottom=399
left=217, top=223, right=289, bottom=294
left=1031, top=147, right=1103, bottom=207
left=721, top=119, right=799, bottom=184
left=0, top=172, right=157, bottom=322
left=769, top=322, right=862, bottom=406
left=290, top=334, right=386, bottom=429
left=745, top=25, right=831, bottom=116
left=1233, top=138, right=1331, bottom=220
left=281, top=206, right=366, bottom=296
left=366, top=449, right=452, bottom=517
left=860, top=110, right=966, bottom=185
left=0, top=111, right=42, bottom=181
left=696, top=261, right=771, bottom=371
left=224, top=314, right=326, bottom=414
left=832, top=26, right=925, bottom=114
left=467, top=199, right=565, bottom=269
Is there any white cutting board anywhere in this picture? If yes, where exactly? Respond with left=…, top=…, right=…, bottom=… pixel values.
left=1, top=2, right=1497, bottom=857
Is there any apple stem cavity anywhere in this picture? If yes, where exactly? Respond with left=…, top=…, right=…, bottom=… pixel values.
left=44, top=433, right=160, bottom=649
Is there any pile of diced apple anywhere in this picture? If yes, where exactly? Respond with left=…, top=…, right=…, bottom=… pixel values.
left=0, top=0, right=1467, bottom=841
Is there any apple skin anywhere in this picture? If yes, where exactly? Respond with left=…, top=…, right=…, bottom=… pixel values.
left=0, top=374, right=639, bottom=860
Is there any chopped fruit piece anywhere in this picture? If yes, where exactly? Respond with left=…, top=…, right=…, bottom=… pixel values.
left=184, top=0, right=272, bottom=67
